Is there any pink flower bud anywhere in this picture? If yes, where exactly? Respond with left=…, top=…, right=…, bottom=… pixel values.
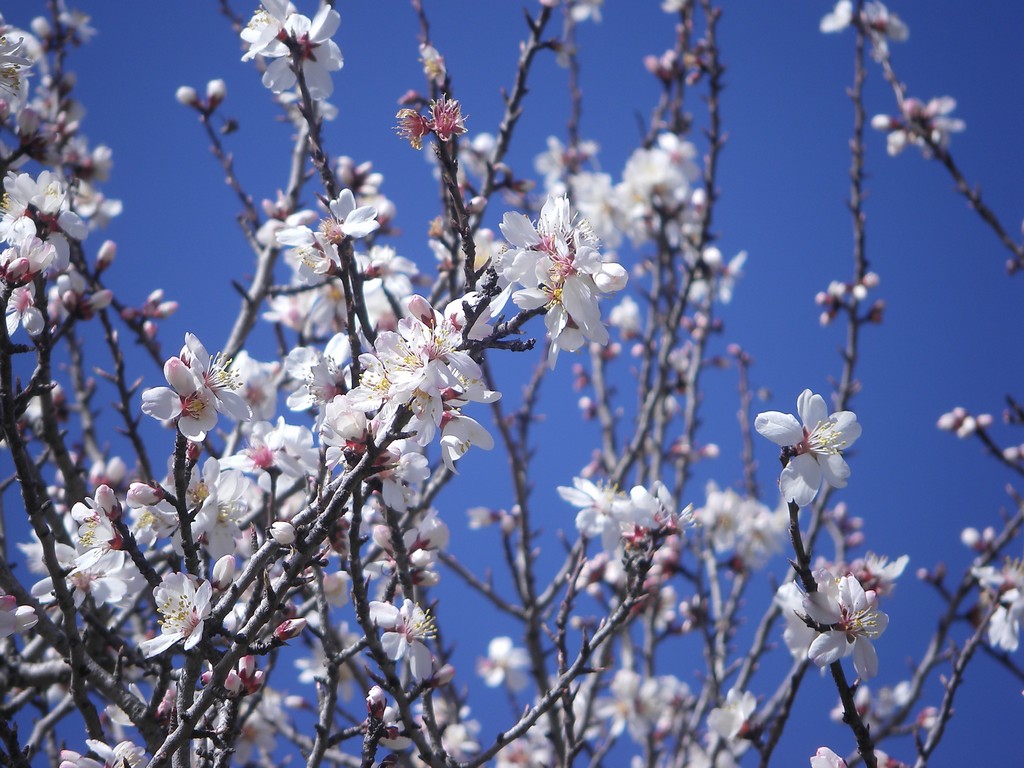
left=432, top=663, right=455, bottom=686
left=270, top=521, right=296, bottom=545
left=223, top=669, right=243, bottom=696
left=96, top=240, right=116, bottom=271
left=405, top=294, right=434, bottom=326
left=238, top=654, right=256, bottom=680
left=366, top=685, right=386, bottom=718
left=274, top=617, right=306, bottom=642
left=164, top=356, right=195, bottom=396
left=127, top=482, right=164, bottom=507
left=212, top=555, right=236, bottom=590
left=94, top=484, right=121, bottom=520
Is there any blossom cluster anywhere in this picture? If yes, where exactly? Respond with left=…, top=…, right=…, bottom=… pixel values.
left=1, top=3, right=1017, bottom=768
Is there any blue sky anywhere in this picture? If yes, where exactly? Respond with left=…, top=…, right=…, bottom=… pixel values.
left=5, top=1, right=1024, bottom=765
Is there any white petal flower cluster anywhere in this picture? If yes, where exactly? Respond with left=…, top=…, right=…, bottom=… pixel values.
left=138, top=571, right=213, bottom=657
left=973, top=559, right=1024, bottom=652
left=141, top=333, right=253, bottom=441
left=0, top=24, right=33, bottom=106
left=614, top=133, right=701, bottom=245
left=339, top=293, right=500, bottom=470
left=499, top=194, right=627, bottom=367
left=593, top=669, right=691, bottom=742
left=366, top=508, right=449, bottom=585
left=803, top=568, right=889, bottom=679
left=560, top=477, right=688, bottom=552
left=755, top=390, right=861, bottom=507
left=707, top=687, right=756, bottom=742
left=695, top=481, right=788, bottom=567
left=241, top=1, right=343, bottom=100
left=0, top=170, right=87, bottom=272
left=477, top=636, right=530, bottom=692
left=60, top=739, right=148, bottom=768
left=820, top=1, right=908, bottom=60
left=871, top=96, right=965, bottom=158
left=368, top=598, right=435, bottom=680
left=276, top=189, right=379, bottom=284
left=30, top=485, right=145, bottom=610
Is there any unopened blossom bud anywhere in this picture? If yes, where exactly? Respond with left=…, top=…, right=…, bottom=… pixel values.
left=206, top=79, right=227, bottom=108
left=937, top=407, right=966, bottom=431
left=467, top=195, right=487, bottom=214
left=870, top=114, right=895, bottom=131
left=238, top=654, right=256, bottom=680
left=431, top=663, right=455, bottom=686
left=406, top=294, right=435, bottom=326
left=155, top=300, right=178, bottom=318
left=701, top=246, right=723, bottom=269
left=222, top=669, right=244, bottom=696
left=176, top=85, right=199, bottom=107
left=270, top=521, right=296, bottom=545
left=917, top=706, right=939, bottom=729
left=127, top=482, right=164, bottom=507
left=186, top=440, right=202, bottom=463
left=238, top=656, right=264, bottom=694
left=810, top=747, right=847, bottom=768
left=143, top=319, right=158, bottom=339
left=956, top=415, right=977, bottom=438
left=366, top=685, right=386, bottom=719
left=212, top=555, right=236, bottom=590
left=960, top=527, right=981, bottom=549
left=94, top=484, right=121, bottom=521
left=868, top=299, right=885, bottom=323
left=274, top=617, right=306, bottom=641
left=88, top=289, right=113, bottom=310
left=96, top=240, right=116, bottom=271
left=30, top=16, right=52, bottom=39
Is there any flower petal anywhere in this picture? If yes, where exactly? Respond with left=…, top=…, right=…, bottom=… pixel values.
left=754, top=411, right=803, bottom=446
left=780, top=453, right=821, bottom=507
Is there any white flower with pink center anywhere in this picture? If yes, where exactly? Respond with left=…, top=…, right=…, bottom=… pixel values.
left=5, top=283, right=43, bottom=336
left=501, top=194, right=627, bottom=367
left=141, top=333, right=252, bottom=441
left=138, top=571, right=213, bottom=657
left=141, top=355, right=218, bottom=441
left=477, top=636, right=530, bottom=692
left=243, top=3, right=342, bottom=100
left=755, top=389, right=861, bottom=507
left=559, top=476, right=634, bottom=552
left=804, top=569, right=888, bottom=679
left=368, top=598, right=435, bottom=680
